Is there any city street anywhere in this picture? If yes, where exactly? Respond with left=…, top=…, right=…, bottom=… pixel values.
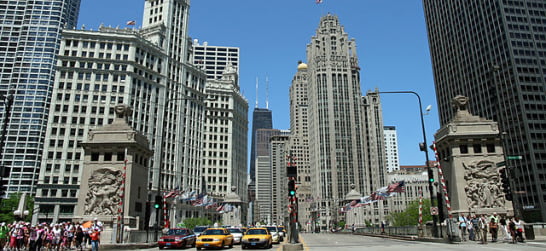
left=107, top=233, right=546, bottom=251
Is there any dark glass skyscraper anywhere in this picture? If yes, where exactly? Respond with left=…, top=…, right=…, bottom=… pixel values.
left=0, top=0, right=80, bottom=194
left=249, top=107, right=273, bottom=182
left=423, top=0, right=546, bottom=221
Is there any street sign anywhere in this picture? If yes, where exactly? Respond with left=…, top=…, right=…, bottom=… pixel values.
left=507, top=155, right=522, bottom=160
left=430, top=207, right=438, bottom=215
left=496, top=161, right=506, bottom=167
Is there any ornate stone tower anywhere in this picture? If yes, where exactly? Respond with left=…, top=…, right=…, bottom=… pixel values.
left=434, top=96, right=513, bottom=216
left=74, top=105, right=152, bottom=233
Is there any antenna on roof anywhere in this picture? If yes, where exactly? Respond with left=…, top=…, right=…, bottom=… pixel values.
left=255, top=77, right=259, bottom=108
left=266, top=76, right=270, bottom=109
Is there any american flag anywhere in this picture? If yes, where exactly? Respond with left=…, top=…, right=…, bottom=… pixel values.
left=126, top=20, right=136, bottom=25
left=387, top=180, right=406, bottom=193
left=316, top=0, right=323, bottom=3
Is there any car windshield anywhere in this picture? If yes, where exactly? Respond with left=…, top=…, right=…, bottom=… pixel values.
left=166, top=229, right=188, bottom=235
left=227, top=228, right=242, bottom=233
left=247, top=229, right=267, bottom=235
left=266, top=227, right=278, bottom=232
left=193, top=227, right=208, bottom=232
left=202, top=229, right=225, bottom=235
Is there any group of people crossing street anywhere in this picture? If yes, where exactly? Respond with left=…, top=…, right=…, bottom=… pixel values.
left=0, top=218, right=103, bottom=251
left=458, top=212, right=526, bottom=244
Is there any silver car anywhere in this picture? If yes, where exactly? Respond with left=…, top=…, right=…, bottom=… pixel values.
left=265, top=226, right=281, bottom=243
left=227, top=228, right=244, bottom=244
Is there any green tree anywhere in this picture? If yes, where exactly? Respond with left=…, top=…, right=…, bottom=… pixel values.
left=337, top=220, right=346, bottom=229
left=387, top=199, right=432, bottom=227
left=183, top=217, right=212, bottom=230
left=0, top=193, right=34, bottom=223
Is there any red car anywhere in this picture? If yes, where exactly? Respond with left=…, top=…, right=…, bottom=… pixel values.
left=158, top=228, right=196, bottom=249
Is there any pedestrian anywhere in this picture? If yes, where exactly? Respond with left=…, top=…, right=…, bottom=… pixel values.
left=489, top=218, right=498, bottom=242
left=458, top=214, right=467, bottom=241
left=74, top=226, right=85, bottom=251
left=499, top=217, right=511, bottom=242
left=508, top=218, right=517, bottom=244
left=0, top=222, right=9, bottom=250
left=479, top=215, right=488, bottom=244
left=28, top=225, right=38, bottom=251
left=467, top=216, right=475, bottom=241
left=35, top=224, right=44, bottom=251
left=471, top=216, right=480, bottom=241
left=90, top=227, right=100, bottom=251
left=514, top=217, right=525, bottom=243
left=489, top=212, right=499, bottom=242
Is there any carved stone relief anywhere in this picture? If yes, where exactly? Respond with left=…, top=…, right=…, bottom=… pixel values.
left=463, top=160, right=505, bottom=209
left=84, top=168, right=122, bottom=215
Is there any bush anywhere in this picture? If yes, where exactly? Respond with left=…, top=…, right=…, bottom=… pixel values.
left=183, top=217, right=212, bottom=230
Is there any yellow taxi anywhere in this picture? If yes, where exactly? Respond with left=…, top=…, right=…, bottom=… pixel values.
left=196, top=228, right=234, bottom=250
left=241, top=227, right=272, bottom=249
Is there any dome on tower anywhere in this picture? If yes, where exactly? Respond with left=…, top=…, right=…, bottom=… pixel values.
left=297, top=62, right=308, bottom=70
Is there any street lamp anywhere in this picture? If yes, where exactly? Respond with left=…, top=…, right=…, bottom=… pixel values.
left=378, top=91, right=438, bottom=237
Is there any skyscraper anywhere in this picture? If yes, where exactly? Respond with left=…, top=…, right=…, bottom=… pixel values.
left=288, top=62, right=313, bottom=230
left=423, top=0, right=546, bottom=221
left=32, top=26, right=166, bottom=223
left=254, top=128, right=286, bottom=224
left=0, top=0, right=81, bottom=195
left=31, top=0, right=210, bottom=224
left=203, top=64, right=248, bottom=203
left=305, top=14, right=386, bottom=228
left=141, top=0, right=207, bottom=199
left=384, top=126, right=400, bottom=173
left=250, top=108, right=273, bottom=182
left=192, top=39, right=240, bottom=80
left=248, top=107, right=272, bottom=223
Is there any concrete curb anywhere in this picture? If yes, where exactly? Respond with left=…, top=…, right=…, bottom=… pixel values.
left=100, top=242, right=158, bottom=250
left=353, top=232, right=451, bottom=243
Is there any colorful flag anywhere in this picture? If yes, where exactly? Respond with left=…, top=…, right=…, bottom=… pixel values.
left=164, top=190, right=177, bottom=198
left=387, top=180, right=406, bottom=193
left=126, top=20, right=136, bottom=25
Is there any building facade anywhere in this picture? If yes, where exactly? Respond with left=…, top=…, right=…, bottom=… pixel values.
left=254, top=128, right=285, bottom=224
left=423, top=0, right=546, bottom=221
left=386, top=171, right=430, bottom=215
left=248, top=107, right=273, bottom=223
left=0, top=0, right=81, bottom=195
left=203, top=64, right=248, bottom=207
left=32, top=26, right=166, bottom=224
left=192, top=39, right=240, bottom=80
left=270, top=134, right=290, bottom=226
left=32, top=0, right=211, bottom=225
left=288, top=62, right=313, bottom=230
left=384, top=126, right=400, bottom=173
left=305, top=14, right=386, bottom=229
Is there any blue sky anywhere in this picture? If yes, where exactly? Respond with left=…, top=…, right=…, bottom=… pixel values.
left=78, top=0, right=440, bottom=166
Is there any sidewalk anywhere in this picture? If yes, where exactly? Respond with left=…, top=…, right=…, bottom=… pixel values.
left=356, top=231, right=546, bottom=245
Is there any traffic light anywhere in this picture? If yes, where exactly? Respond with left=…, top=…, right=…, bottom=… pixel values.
left=499, top=168, right=512, bottom=201
left=427, top=168, right=435, bottom=183
left=154, top=195, right=162, bottom=209
left=436, top=192, right=445, bottom=223
left=144, top=201, right=151, bottom=230
left=419, top=142, right=427, bottom=152
left=288, top=179, right=296, bottom=197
